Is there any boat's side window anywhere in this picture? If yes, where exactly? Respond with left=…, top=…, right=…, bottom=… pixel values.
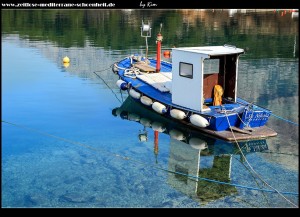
left=179, top=62, right=193, bottom=79
left=203, top=59, right=220, bottom=74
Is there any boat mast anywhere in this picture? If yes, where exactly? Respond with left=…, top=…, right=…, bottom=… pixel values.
left=156, top=23, right=163, bottom=72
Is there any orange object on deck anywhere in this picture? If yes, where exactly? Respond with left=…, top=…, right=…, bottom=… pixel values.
left=213, top=85, right=224, bottom=106
left=163, top=50, right=170, bottom=57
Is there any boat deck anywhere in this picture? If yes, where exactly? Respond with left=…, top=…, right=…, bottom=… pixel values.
left=133, top=61, right=156, bottom=72
left=136, top=72, right=172, bottom=92
left=118, top=57, right=174, bottom=105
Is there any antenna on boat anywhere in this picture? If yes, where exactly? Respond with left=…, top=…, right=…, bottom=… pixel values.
left=141, top=20, right=151, bottom=60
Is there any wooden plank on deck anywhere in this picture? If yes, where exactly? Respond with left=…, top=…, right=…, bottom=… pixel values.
left=134, top=62, right=156, bottom=72
left=229, top=126, right=252, bottom=135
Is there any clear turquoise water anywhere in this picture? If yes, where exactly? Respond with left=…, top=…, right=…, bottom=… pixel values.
left=2, top=10, right=299, bottom=208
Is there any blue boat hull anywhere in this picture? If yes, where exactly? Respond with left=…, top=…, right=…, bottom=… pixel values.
left=113, top=57, right=272, bottom=133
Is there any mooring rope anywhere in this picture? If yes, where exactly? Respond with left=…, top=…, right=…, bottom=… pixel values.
left=226, top=98, right=299, bottom=127
left=231, top=153, right=272, bottom=207
left=270, top=113, right=299, bottom=126
left=223, top=111, right=298, bottom=208
left=93, top=65, right=122, bottom=104
left=260, top=151, right=299, bottom=157
left=2, top=120, right=299, bottom=198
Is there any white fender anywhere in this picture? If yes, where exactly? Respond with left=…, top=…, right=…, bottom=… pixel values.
left=151, top=121, right=166, bottom=132
left=140, top=96, right=153, bottom=106
left=190, top=114, right=209, bottom=128
left=115, top=108, right=122, bottom=116
left=128, top=113, right=140, bottom=122
left=140, top=118, right=151, bottom=127
left=129, top=88, right=141, bottom=99
left=169, top=129, right=186, bottom=141
left=170, top=109, right=186, bottom=120
left=116, top=79, right=128, bottom=90
left=152, top=102, right=167, bottom=114
left=189, top=137, right=207, bottom=150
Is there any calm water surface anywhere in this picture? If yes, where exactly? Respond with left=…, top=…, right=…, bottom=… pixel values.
left=2, top=9, right=299, bottom=208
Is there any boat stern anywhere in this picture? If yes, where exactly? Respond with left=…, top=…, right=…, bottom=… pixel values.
left=239, top=107, right=271, bottom=129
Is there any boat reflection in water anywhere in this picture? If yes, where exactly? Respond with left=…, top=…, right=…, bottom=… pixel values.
left=112, top=96, right=269, bottom=204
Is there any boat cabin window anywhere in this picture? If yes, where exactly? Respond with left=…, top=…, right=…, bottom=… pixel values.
left=179, top=62, right=193, bottom=79
left=203, top=59, right=220, bottom=74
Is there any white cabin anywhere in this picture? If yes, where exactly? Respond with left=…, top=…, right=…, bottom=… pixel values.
left=171, top=45, right=244, bottom=112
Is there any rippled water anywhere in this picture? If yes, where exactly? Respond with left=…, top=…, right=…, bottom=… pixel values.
left=2, top=9, right=299, bottom=208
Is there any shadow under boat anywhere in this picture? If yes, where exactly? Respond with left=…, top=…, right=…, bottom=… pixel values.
left=113, top=96, right=269, bottom=149
left=113, top=96, right=269, bottom=204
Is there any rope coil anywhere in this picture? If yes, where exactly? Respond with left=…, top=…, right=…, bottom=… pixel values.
left=124, top=67, right=140, bottom=79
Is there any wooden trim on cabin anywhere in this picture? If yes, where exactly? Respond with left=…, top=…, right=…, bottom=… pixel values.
left=224, top=55, right=237, bottom=99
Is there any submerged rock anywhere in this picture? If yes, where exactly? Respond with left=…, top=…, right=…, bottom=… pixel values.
left=64, top=176, right=82, bottom=184
left=24, top=193, right=47, bottom=207
left=60, top=193, right=94, bottom=203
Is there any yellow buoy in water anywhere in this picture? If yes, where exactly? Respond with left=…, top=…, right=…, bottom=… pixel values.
left=63, top=56, right=70, bottom=63
left=63, top=62, right=70, bottom=68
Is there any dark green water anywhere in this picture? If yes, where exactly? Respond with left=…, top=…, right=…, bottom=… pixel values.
left=2, top=9, right=299, bottom=208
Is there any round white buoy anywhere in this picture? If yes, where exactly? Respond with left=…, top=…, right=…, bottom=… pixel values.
left=189, top=114, right=209, bottom=128
left=129, top=88, right=141, bottom=99
left=63, top=56, right=70, bottom=63
left=189, top=137, right=207, bottom=150
left=116, top=79, right=128, bottom=90
left=140, top=118, right=151, bottom=127
left=115, top=108, right=122, bottom=116
left=151, top=121, right=166, bottom=132
left=140, top=96, right=153, bottom=106
left=152, top=102, right=167, bottom=114
left=170, top=109, right=186, bottom=120
left=169, top=129, right=186, bottom=141
left=128, top=113, right=140, bottom=122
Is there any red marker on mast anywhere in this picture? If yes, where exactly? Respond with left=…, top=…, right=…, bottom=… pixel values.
left=156, top=24, right=163, bottom=72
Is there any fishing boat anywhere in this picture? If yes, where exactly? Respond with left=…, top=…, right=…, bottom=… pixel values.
left=112, top=22, right=277, bottom=141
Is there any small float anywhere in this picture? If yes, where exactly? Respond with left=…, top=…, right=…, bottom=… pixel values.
left=112, top=22, right=277, bottom=141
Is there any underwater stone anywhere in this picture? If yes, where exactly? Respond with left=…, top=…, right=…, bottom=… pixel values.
left=60, top=193, right=95, bottom=203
